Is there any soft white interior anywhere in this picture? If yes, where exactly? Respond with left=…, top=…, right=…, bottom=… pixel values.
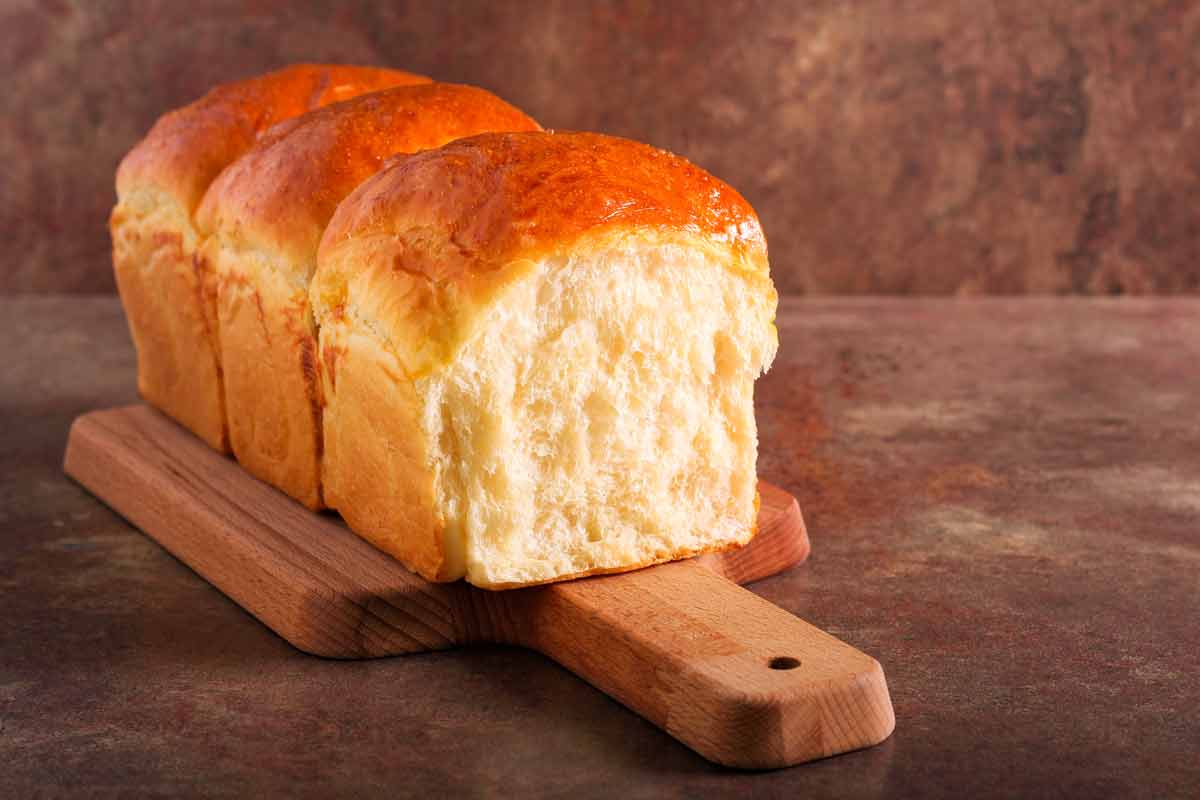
left=419, top=244, right=778, bottom=587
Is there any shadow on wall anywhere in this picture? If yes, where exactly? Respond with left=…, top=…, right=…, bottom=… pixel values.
left=2, top=0, right=1197, bottom=295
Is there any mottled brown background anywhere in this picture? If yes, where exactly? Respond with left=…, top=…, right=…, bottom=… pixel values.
left=3, top=0, right=1198, bottom=294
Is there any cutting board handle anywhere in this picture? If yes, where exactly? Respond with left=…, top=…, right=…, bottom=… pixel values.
left=515, top=559, right=895, bottom=769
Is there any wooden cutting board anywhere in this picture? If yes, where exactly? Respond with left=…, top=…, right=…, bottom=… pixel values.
left=64, top=404, right=894, bottom=769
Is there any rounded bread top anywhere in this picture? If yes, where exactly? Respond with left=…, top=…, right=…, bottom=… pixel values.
left=313, top=131, right=772, bottom=378
left=196, top=83, right=541, bottom=279
left=115, top=63, right=430, bottom=214
left=318, top=130, right=768, bottom=286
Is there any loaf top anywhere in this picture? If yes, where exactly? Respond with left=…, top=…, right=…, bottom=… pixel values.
left=319, top=130, right=767, bottom=279
left=115, top=64, right=429, bottom=215
left=313, top=130, right=772, bottom=377
left=195, top=83, right=541, bottom=282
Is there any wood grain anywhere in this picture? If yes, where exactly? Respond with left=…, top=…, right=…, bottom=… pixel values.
left=63, top=404, right=893, bottom=768
left=517, top=562, right=895, bottom=768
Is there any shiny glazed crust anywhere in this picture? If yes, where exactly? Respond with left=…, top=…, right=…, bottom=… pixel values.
left=313, top=131, right=770, bottom=378
left=194, top=84, right=540, bottom=508
left=111, top=64, right=429, bottom=451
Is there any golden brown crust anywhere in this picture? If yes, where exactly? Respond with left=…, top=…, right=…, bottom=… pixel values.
left=196, top=83, right=541, bottom=278
left=318, top=313, right=450, bottom=580
left=109, top=206, right=229, bottom=450
left=313, top=131, right=771, bottom=380
left=112, top=64, right=427, bottom=453
left=199, top=83, right=540, bottom=509
left=215, top=271, right=326, bottom=507
left=117, top=64, right=429, bottom=214
left=319, top=130, right=767, bottom=285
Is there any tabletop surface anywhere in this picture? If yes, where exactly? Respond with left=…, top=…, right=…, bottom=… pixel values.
left=4, top=296, right=1198, bottom=799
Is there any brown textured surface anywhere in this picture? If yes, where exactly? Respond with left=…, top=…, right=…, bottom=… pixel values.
left=4, top=1, right=1199, bottom=294
left=5, top=296, right=1199, bottom=797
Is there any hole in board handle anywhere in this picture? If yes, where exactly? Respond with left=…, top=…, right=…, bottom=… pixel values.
left=768, top=656, right=801, bottom=670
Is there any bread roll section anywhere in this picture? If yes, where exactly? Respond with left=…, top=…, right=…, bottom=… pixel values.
left=110, top=64, right=429, bottom=451
left=312, top=131, right=778, bottom=588
left=194, top=84, right=540, bottom=508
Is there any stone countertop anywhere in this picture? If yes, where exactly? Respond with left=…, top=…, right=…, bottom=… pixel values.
left=4, top=296, right=1197, bottom=798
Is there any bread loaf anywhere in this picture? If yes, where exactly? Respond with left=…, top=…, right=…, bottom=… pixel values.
left=311, top=131, right=778, bottom=588
left=194, top=84, right=540, bottom=508
left=110, top=64, right=429, bottom=451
